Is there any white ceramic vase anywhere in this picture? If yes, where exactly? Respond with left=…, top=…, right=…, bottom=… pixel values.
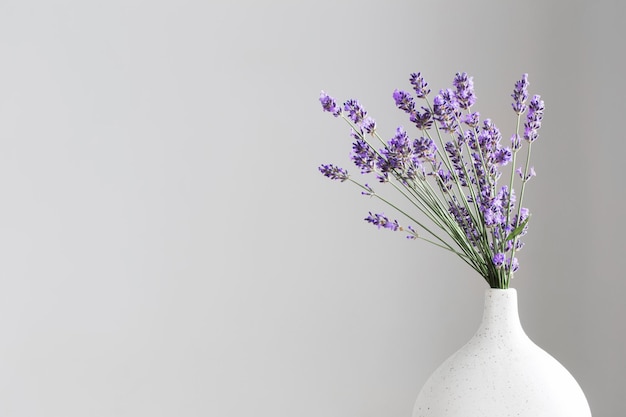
left=413, top=289, right=592, bottom=417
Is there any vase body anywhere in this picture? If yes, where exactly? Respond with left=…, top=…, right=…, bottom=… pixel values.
left=412, top=289, right=591, bottom=417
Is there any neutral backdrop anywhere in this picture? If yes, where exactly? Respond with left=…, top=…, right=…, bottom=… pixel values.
left=0, top=1, right=624, bottom=416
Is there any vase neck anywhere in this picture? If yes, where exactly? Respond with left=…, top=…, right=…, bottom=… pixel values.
left=478, top=289, right=525, bottom=339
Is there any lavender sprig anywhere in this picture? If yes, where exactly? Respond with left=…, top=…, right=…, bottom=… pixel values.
left=319, top=164, right=349, bottom=182
left=319, top=91, right=342, bottom=117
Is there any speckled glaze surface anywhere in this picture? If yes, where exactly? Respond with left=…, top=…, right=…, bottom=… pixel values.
left=412, top=289, right=592, bottom=417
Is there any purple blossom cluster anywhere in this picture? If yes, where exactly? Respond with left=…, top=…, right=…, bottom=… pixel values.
left=318, top=164, right=348, bottom=182
left=511, top=74, right=529, bottom=114
left=524, top=95, right=545, bottom=142
left=449, top=199, right=479, bottom=245
left=343, top=99, right=368, bottom=126
left=364, top=212, right=401, bottom=231
left=377, top=127, right=413, bottom=182
left=318, top=72, right=544, bottom=288
left=319, top=91, right=341, bottom=117
left=432, top=89, right=460, bottom=133
left=351, top=139, right=376, bottom=174
left=453, top=72, right=477, bottom=109
left=409, top=72, right=430, bottom=98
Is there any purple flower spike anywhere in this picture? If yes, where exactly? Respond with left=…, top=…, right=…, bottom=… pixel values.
left=524, top=95, right=545, bottom=142
left=362, top=117, right=377, bottom=134
left=494, top=147, right=512, bottom=165
left=437, top=168, right=453, bottom=191
left=409, top=72, right=431, bottom=98
left=410, top=107, right=433, bottom=130
left=453, top=72, right=477, bottom=109
left=319, top=91, right=342, bottom=117
left=344, top=99, right=368, bottom=125
left=393, top=89, right=416, bottom=113
left=461, top=112, right=480, bottom=128
left=493, top=252, right=506, bottom=268
left=449, top=200, right=480, bottom=246
left=351, top=139, right=377, bottom=174
left=319, top=164, right=349, bottom=181
left=432, top=89, right=460, bottom=133
left=445, top=141, right=468, bottom=186
left=511, top=74, right=529, bottom=114
left=365, top=212, right=401, bottom=231
left=379, top=127, right=412, bottom=174
left=414, top=136, right=438, bottom=162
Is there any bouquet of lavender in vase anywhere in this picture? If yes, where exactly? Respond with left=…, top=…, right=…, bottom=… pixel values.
left=318, top=73, right=591, bottom=417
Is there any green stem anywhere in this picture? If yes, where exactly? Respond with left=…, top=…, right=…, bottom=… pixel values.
left=507, top=141, right=533, bottom=283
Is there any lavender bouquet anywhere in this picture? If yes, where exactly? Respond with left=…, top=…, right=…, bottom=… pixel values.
left=318, top=72, right=544, bottom=289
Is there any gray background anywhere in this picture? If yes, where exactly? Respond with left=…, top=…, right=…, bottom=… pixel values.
left=0, top=0, right=624, bottom=416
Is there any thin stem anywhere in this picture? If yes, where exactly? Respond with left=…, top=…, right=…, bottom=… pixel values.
left=507, top=141, right=533, bottom=283
left=347, top=179, right=448, bottom=249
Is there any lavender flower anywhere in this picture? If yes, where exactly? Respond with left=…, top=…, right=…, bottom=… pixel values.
left=362, top=117, right=377, bottom=134
left=409, top=72, right=431, bottom=98
left=319, top=164, right=349, bottom=181
left=511, top=74, right=529, bottom=114
left=484, top=187, right=510, bottom=231
left=459, top=129, right=475, bottom=146
left=344, top=99, right=367, bottom=125
left=445, top=141, right=467, bottom=186
left=453, top=72, right=477, bottom=109
left=512, top=207, right=530, bottom=229
left=524, top=95, right=545, bottom=142
left=393, top=89, right=416, bottom=113
left=381, top=127, right=412, bottom=171
left=414, top=136, right=438, bottom=162
left=364, top=127, right=414, bottom=182
left=432, top=89, right=460, bottom=133
left=436, top=168, right=453, bottom=191
left=471, top=151, right=490, bottom=198
left=349, top=128, right=362, bottom=140
left=461, top=112, right=480, bottom=128
left=405, top=158, right=426, bottom=182
left=365, top=212, right=401, bottom=231
left=449, top=199, right=480, bottom=246
left=493, top=253, right=506, bottom=268
left=478, top=119, right=503, bottom=152
left=497, top=185, right=515, bottom=210
left=482, top=204, right=503, bottom=228
left=351, top=139, right=376, bottom=174
left=410, top=108, right=433, bottom=130
left=494, top=147, right=512, bottom=165
left=319, top=91, right=342, bottom=117
left=374, top=160, right=391, bottom=182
